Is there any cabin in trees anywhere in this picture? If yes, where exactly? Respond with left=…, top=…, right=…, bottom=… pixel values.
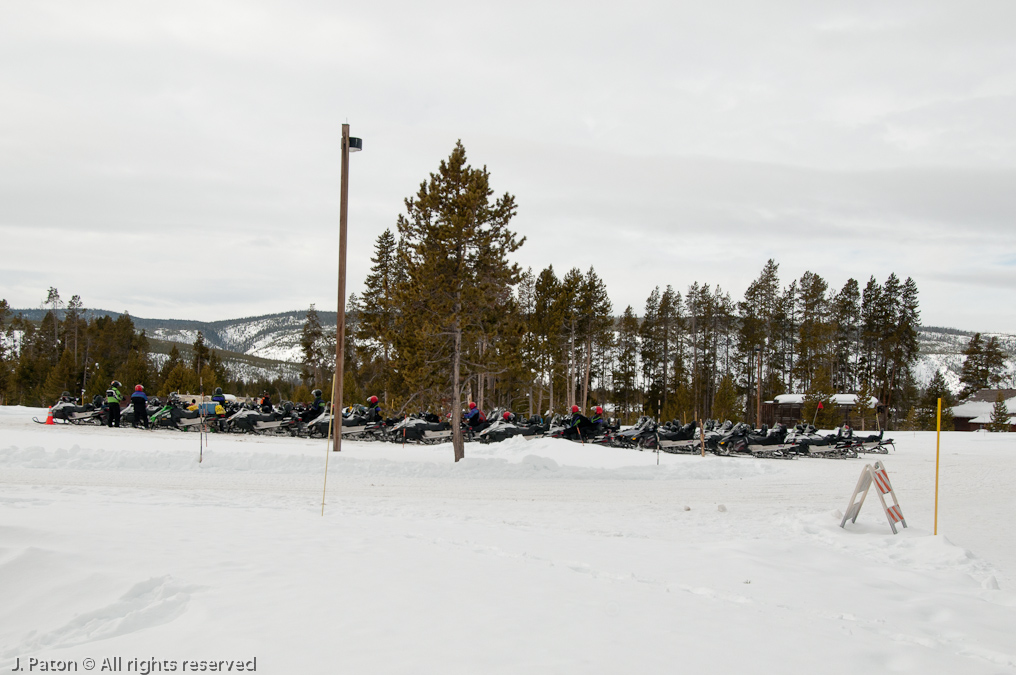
left=765, top=393, right=880, bottom=428
left=950, top=389, right=1016, bottom=431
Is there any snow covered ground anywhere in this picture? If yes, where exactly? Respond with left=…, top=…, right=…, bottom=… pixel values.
left=2, top=407, right=1015, bottom=674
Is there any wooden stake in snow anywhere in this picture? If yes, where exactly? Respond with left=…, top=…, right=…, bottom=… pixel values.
left=934, top=397, right=942, bottom=535
left=841, top=460, right=908, bottom=534
left=322, top=375, right=338, bottom=516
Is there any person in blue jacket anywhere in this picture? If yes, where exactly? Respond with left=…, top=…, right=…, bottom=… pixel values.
left=464, top=401, right=487, bottom=430
left=130, top=384, right=149, bottom=429
left=211, top=387, right=227, bottom=406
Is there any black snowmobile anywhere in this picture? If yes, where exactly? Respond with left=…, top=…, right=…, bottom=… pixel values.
left=654, top=420, right=701, bottom=454
left=37, top=393, right=105, bottom=425
left=390, top=413, right=453, bottom=444
left=477, top=412, right=540, bottom=443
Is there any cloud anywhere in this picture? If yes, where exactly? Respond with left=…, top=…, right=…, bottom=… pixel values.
left=1, top=0, right=1015, bottom=330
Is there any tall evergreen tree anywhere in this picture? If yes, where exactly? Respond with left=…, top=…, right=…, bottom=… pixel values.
left=395, top=141, right=523, bottom=461
left=300, top=304, right=327, bottom=388
left=958, top=333, right=1006, bottom=399
left=577, top=267, right=612, bottom=410
left=989, top=392, right=1011, bottom=432
left=613, top=306, right=640, bottom=421
left=358, top=229, right=401, bottom=405
left=192, top=332, right=211, bottom=374
left=917, top=370, right=954, bottom=431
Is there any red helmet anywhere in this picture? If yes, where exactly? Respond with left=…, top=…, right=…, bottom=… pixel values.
left=368, top=395, right=378, bottom=405
left=135, top=385, right=144, bottom=392
left=469, top=402, right=477, bottom=409
left=595, top=406, right=603, bottom=414
left=571, top=405, right=579, bottom=413
left=503, top=411, right=511, bottom=420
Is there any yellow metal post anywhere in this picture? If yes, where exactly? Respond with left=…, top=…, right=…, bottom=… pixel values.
left=934, top=397, right=941, bottom=535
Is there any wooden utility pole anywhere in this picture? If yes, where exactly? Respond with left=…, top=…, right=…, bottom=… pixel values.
left=333, top=123, right=352, bottom=452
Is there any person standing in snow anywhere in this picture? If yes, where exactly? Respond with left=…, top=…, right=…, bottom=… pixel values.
left=106, top=380, right=124, bottom=427
left=131, top=385, right=149, bottom=429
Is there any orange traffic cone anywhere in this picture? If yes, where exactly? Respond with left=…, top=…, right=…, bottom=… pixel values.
left=45, top=407, right=55, bottom=425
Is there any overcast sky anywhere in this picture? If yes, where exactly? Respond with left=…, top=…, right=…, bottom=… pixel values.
left=2, top=0, right=1014, bottom=331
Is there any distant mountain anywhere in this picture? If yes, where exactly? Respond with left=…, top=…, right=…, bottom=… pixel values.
left=12, top=308, right=337, bottom=363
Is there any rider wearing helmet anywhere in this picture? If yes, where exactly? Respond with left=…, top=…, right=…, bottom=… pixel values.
left=566, top=404, right=592, bottom=440
left=211, top=386, right=227, bottom=406
left=106, top=380, right=124, bottom=428
left=130, top=384, right=149, bottom=429
left=465, top=401, right=487, bottom=429
left=365, top=395, right=381, bottom=423
left=301, top=388, right=326, bottom=424
left=590, top=405, right=605, bottom=430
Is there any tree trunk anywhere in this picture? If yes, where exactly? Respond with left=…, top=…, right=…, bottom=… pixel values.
left=568, top=324, right=576, bottom=409
left=581, top=339, right=592, bottom=410
left=548, top=363, right=554, bottom=414
left=452, top=299, right=464, bottom=462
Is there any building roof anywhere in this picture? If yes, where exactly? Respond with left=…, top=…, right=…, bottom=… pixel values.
left=964, top=388, right=1016, bottom=403
left=969, top=414, right=1016, bottom=425
left=952, top=396, right=1016, bottom=419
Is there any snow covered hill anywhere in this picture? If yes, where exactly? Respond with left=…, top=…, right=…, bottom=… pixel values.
left=916, top=327, right=1016, bottom=389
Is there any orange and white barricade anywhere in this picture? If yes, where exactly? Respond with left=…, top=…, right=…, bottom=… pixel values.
left=840, top=460, right=907, bottom=534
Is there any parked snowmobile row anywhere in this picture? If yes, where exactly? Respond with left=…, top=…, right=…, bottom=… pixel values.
left=38, top=393, right=894, bottom=459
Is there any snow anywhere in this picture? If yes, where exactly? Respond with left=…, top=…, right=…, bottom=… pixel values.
left=2, top=406, right=1016, bottom=673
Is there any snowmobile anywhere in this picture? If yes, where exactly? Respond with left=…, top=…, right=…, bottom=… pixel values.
left=783, top=424, right=857, bottom=459
left=714, top=423, right=799, bottom=459
left=390, top=414, right=453, bottom=444
left=655, top=420, right=703, bottom=454
left=477, top=413, right=540, bottom=443
left=225, top=400, right=297, bottom=434
left=37, top=393, right=105, bottom=425
left=834, top=426, right=894, bottom=454
left=609, top=416, right=657, bottom=449
left=149, top=394, right=208, bottom=432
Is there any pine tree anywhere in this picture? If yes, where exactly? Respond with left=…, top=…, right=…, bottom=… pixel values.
left=531, top=266, right=563, bottom=412
left=192, top=332, right=211, bottom=374
left=613, top=306, right=640, bottom=422
left=358, top=229, right=401, bottom=405
left=917, top=370, right=954, bottom=431
left=853, top=379, right=876, bottom=431
left=957, top=333, right=1007, bottom=399
left=658, top=285, right=685, bottom=414
left=300, top=304, right=326, bottom=387
left=983, top=336, right=1008, bottom=389
left=989, top=392, right=1011, bottom=432
left=712, top=373, right=740, bottom=423
left=577, top=267, right=612, bottom=411
left=0, top=299, right=10, bottom=404
left=640, top=287, right=662, bottom=415
left=793, top=271, right=832, bottom=392
left=395, top=141, right=523, bottom=461
left=832, top=278, right=860, bottom=392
